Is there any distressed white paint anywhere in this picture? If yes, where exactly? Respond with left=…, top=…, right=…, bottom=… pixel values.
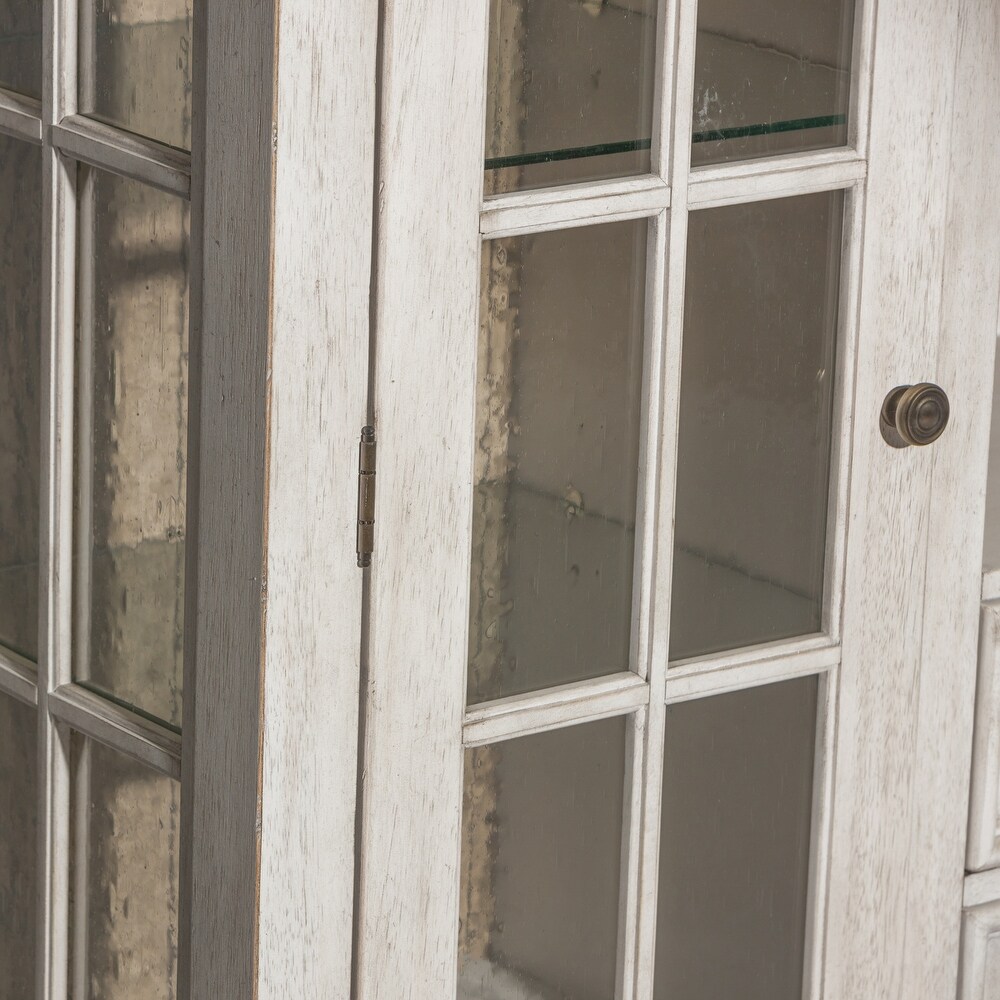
left=689, top=147, right=866, bottom=209
left=481, top=175, right=669, bottom=237
left=825, top=0, right=1000, bottom=998
left=51, top=115, right=190, bottom=197
left=959, top=900, right=1000, bottom=1000
left=47, top=684, right=180, bottom=779
left=183, top=0, right=374, bottom=994
left=463, top=672, right=649, bottom=747
left=968, top=602, right=1000, bottom=871
left=360, top=0, right=999, bottom=998
left=353, top=0, right=489, bottom=991
left=0, top=86, right=43, bottom=143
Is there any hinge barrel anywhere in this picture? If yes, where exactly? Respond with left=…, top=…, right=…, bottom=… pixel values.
left=357, top=426, right=376, bottom=567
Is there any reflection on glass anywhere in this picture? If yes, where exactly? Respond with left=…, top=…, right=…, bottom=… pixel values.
left=81, top=0, right=193, bottom=149
left=75, top=167, right=189, bottom=728
left=484, top=0, right=657, bottom=193
left=458, top=717, right=626, bottom=1000
left=654, top=677, right=819, bottom=1000
left=469, top=222, right=646, bottom=704
left=0, top=694, right=38, bottom=995
left=71, top=735, right=180, bottom=998
left=669, top=192, right=842, bottom=662
left=0, top=135, right=42, bottom=661
left=692, top=0, right=855, bottom=165
left=0, top=0, right=42, bottom=98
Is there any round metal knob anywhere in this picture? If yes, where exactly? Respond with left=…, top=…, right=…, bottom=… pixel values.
left=880, top=382, right=950, bottom=448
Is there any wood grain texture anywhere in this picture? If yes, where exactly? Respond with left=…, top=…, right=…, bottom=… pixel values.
left=354, top=0, right=490, bottom=993
left=182, top=0, right=374, bottom=994
left=181, top=0, right=273, bottom=985
left=968, top=602, right=1000, bottom=871
left=825, top=0, right=1000, bottom=996
left=959, top=899, right=1000, bottom=1000
left=256, top=0, right=375, bottom=993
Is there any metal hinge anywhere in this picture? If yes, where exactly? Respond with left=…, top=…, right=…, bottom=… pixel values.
left=356, top=426, right=376, bottom=568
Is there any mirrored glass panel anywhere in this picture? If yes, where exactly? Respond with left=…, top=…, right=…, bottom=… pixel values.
left=692, top=0, right=855, bottom=166
left=80, top=0, right=193, bottom=149
left=0, top=0, right=42, bottom=98
left=469, top=221, right=646, bottom=704
left=75, top=167, right=190, bottom=728
left=0, top=135, right=43, bottom=662
left=458, top=716, right=626, bottom=999
left=485, top=0, right=657, bottom=193
left=71, top=735, right=180, bottom=998
left=669, top=192, right=843, bottom=662
left=0, top=693, right=38, bottom=996
left=654, top=676, right=819, bottom=1000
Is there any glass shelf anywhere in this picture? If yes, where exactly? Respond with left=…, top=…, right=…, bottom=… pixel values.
left=484, top=114, right=847, bottom=172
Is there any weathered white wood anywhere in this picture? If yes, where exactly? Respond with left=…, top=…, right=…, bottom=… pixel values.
left=616, top=710, right=645, bottom=1000
left=627, top=0, right=697, bottom=994
left=825, top=0, right=1000, bottom=997
left=37, top=0, right=78, bottom=992
left=665, top=640, right=839, bottom=705
left=481, top=176, right=669, bottom=238
left=959, top=900, right=1000, bottom=1000
left=964, top=869, right=1000, bottom=910
left=255, top=0, right=376, bottom=993
left=47, top=684, right=181, bottom=779
left=463, top=672, right=648, bottom=747
left=51, top=116, right=191, bottom=199
left=802, top=670, right=838, bottom=1000
left=821, top=185, right=866, bottom=642
left=630, top=213, right=670, bottom=685
left=848, top=0, right=878, bottom=157
left=669, top=630, right=837, bottom=672
left=0, top=648, right=38, bottom=707
left=981, top=350, right=1000, bottom=599
left=354, top=0, right=489, bottom=994
left=182, top=0, right=375, bottom=994
left=0, top=86, right=43, bottom=144
left=688, top=148, right=866, bottom=210
left=968, top=601, right=1000, bottom=871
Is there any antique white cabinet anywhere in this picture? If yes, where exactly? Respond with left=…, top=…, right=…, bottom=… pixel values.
left=0, top=0, right=998, bottom=997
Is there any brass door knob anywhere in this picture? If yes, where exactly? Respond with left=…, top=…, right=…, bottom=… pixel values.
left=880, top=383, right=950, bottom=448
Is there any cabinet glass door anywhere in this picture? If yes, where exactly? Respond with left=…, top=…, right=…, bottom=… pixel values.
left=357, top=0, right=982, bottom=994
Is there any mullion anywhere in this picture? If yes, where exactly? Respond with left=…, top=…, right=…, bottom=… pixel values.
left=627, top=0, right=697, bottom=996
left=37, top=0, right=77, bottom=990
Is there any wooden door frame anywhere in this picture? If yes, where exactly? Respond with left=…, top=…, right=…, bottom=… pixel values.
left=181, top=0, right=376, bottom=996
left=343, top=2, right=1000, bottom=1000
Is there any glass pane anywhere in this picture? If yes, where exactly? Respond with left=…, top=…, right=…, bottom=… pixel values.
left=0, top=0, right=42, bottom=98
left=654, top=676, right=819, bottom=1000
left=71, top=735, right=180, bottom=997
left=81, top=0, right=193, bottom=149
left=0, top=693, right=38, bottom=996
left=0, top=135, right=43, bottom=662
left=458, top=716, right=626, bottom=999
left=669, top=192, right=842, bottom=662
left=485, top=0, right=657, bottom=194
left=469, top=222, right=646, bottom=704
left=76, top=168, right=190, bottom=728
left=692, top=0, right=855, bottom=166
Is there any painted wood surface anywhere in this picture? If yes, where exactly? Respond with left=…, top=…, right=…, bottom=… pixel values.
left=256, top=0, right=376, bottom=993
left=183, top=0, right=374, bottom=995
left=825, top=0, right=1000, bottom=998
left=354, top=0, right=490, bottom=993
left=959, top=899, right=1000, bottom=1000
left=968, top=602, right=1000, bottom=871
